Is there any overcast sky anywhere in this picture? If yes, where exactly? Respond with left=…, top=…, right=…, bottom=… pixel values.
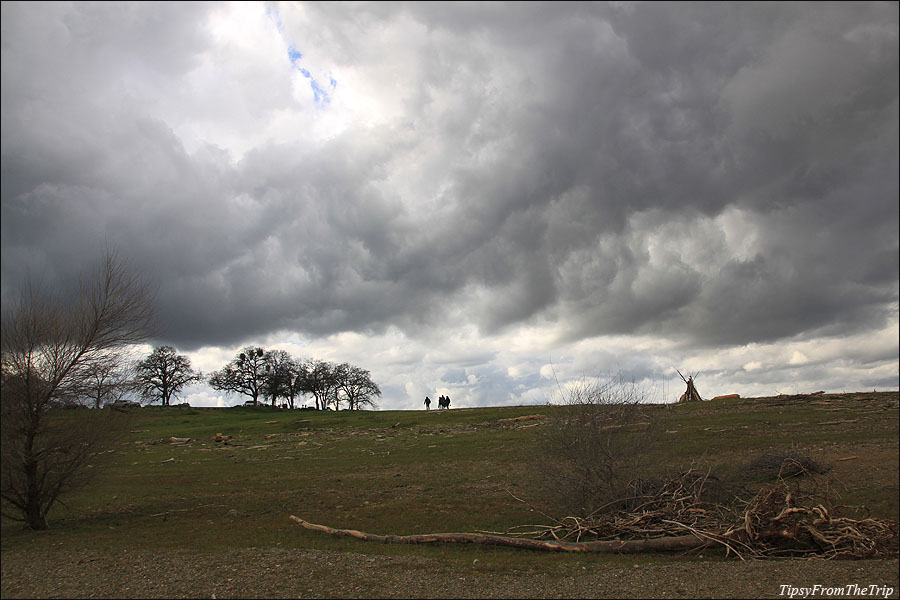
left=2, top=1, right=897, bottom=409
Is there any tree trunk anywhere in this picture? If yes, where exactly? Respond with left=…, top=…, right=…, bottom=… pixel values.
left=25, top=503, right=49, bottom=530
left=25, top=456, right=49, bottom=530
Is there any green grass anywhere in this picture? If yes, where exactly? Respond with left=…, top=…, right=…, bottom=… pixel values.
left=3, top=392, right=897, bottom=571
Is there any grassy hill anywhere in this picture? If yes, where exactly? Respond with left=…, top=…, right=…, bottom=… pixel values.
left=2, top=392, right=898, bottom=597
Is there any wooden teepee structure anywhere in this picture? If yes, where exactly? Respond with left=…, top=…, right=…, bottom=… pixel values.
left=677, top=370, right=703, bottom=403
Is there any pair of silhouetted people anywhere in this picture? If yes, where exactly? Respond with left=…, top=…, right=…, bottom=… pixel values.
left=424, top=395, right=451, bottom=409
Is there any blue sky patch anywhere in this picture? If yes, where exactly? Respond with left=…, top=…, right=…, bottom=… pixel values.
left=286, top=45, right=334, bottom=105
left=288, top=45, right=303, bottom=65
left=311, top=79, right=331, bottom=104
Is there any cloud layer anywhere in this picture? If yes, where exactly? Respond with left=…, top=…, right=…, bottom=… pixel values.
left=2, top=2, right=897, bottom=407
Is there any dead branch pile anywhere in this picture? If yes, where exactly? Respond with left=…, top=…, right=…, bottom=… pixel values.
left=497, top=470, right=744, bottom=546
left=290, top=472, right=897, bottom=558
left=724, top=484, right=898, bottom=559
left=493, top=469, right=897, bottom=559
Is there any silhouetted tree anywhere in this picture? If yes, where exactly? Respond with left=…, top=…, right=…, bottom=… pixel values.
left=263, top=350, right=302, bottom=408
left=335, top=363, right=381, bottom=410
left=1, top=251, right=155, bottom=529
left=296, top=359, right=340, bottom=410
left=209, top=346, right=267, bottom=405
left=135, top=346, right=202, bottom=406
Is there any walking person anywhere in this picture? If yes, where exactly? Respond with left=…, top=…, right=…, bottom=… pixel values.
left=424, top=396, right=431, bottom=410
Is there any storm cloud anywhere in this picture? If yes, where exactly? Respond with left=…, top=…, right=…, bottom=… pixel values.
left=2, top=2, right=897, bottom=407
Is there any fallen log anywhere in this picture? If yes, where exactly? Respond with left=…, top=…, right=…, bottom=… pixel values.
left=288, top=515, right=708, bottom=553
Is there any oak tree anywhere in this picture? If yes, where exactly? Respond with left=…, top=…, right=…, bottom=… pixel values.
left=135, top=346, right=201, bottom=406
left=335, top=363, right=381, bottom=410
left=208, top=346, right=267, bottom=405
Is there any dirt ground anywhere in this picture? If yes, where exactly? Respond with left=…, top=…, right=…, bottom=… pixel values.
left=1, top=546, right=898, bottom=599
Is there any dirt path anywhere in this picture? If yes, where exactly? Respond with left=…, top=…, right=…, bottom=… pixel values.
left=2, top=546, right=898, bottom=599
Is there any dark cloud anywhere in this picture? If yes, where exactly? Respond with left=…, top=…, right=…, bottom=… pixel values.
left=2, top=2, right=897, bottom=401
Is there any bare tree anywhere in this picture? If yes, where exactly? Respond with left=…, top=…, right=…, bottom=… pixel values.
left=335, top=363, right=381, bottom=410
left=135, top=346, right=202, bottom=406
left=1, top=251, right=155, bottom=529
left=76, top=351, right=136, bottom=409
left=208, top=346, right=267, bottom=405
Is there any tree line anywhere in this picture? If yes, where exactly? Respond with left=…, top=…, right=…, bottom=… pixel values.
left=7, top=338, right=382, bottom=412
left=204, top=346, right=381, bottom=410
left=77, top=344, right=382, bottom=411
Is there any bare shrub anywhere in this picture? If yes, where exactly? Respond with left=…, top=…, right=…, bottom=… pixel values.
left=532, top=374, right=660, bottom=517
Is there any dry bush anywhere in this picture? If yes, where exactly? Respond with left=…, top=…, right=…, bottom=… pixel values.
left=531, top=375, right=660, bottom=517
